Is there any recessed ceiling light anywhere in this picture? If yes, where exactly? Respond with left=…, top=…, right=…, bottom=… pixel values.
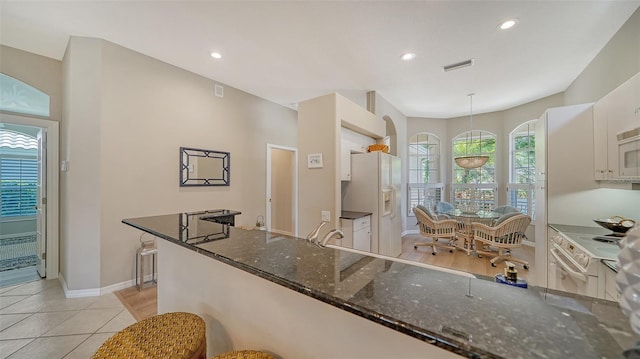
left=401, top=52, right=416, bottom=61
left=499, top=19, right=518, bottom=30
left=211, top=52, right=222, bottom=59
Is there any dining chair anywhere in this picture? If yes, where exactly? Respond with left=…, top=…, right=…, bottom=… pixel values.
left=472, top=214, right=531, bottom=269
left=413, top=206, right=457, bottom=255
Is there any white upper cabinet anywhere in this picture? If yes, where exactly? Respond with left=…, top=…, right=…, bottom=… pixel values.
left=593, top=72, right=640, bottom=181
left=341, top=127, right=375, bottom=181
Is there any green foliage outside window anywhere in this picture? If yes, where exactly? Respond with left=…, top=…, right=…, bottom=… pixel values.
left=513, top=134, right=535, bottom=184
left=453, top=132, right=496, bottom=184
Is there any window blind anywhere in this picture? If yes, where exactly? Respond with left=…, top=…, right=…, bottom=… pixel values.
left=0, top=158, right=38, bottom=217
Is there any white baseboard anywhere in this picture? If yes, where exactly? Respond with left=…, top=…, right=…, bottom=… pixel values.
left=59, top=272, right=156, bottom=298
left=59, top=273, right=100, bottom=298
left=99, top=278, right=137, bottom=296
left=402, top=230, right=419, bottom=236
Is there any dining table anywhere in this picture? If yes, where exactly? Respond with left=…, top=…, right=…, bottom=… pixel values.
left=443, top=209, right=500, bottom=255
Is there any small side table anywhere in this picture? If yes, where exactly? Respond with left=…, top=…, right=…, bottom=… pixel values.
left=136, top=239, right=157, bottom=290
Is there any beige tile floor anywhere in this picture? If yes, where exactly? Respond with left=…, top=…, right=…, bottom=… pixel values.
left=0, top=278, right=135, bottom=359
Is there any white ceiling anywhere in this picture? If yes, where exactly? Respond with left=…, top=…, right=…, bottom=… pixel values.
left=1, top=1, right=638, bottom=118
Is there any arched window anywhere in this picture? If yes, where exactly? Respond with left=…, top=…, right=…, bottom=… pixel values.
left=0, top=73, right=50, bottom=117
left=408, top=132, right=443, bottom=215
left=452, top=130, right=496, bottom=211
left=508, top=120, right=537, bottom=217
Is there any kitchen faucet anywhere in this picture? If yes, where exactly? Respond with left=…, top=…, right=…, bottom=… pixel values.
left=319, top=229, right=344, bottom=247
left=306, top=221, right=327, bottom=243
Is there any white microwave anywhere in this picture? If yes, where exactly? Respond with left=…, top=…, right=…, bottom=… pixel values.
left=618, top=127, right=640, bottom=178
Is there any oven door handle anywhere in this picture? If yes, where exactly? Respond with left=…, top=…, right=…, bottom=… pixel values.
left=550, top=248, right=588, bottom=282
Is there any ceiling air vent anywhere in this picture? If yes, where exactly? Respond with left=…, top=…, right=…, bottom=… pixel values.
left=214, top=84, right=224, bottom=98
left=443, top=59, right=475, bottom=72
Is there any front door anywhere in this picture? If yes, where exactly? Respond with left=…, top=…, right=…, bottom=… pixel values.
left=36, top=129, right=46, bottom=277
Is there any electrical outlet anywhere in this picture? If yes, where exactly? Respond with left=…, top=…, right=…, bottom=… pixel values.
left=321, top=210, right=331, bottom=222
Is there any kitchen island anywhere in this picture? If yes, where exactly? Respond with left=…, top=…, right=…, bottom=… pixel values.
left=123, top=211, right=636, bottom=359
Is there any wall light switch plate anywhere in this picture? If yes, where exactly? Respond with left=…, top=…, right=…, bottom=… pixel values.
left=321, top=211, right=331, bottom=222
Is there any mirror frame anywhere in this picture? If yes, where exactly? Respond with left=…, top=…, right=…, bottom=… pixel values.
left=180, top=146, right=230, bottom=187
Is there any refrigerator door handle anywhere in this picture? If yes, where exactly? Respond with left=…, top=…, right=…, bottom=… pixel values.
left=390, top=188, right=397, bottom=219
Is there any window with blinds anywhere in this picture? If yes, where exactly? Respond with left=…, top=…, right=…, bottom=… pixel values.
left=0, top=158, right=38, bottom=217
left=452, top=130, right=497, bottom=210
left=408, top=132, right=443, bottom=215
left=509, top=120, right=537, bottom=218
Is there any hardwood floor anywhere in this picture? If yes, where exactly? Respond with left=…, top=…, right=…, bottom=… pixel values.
left=113, top=235, right=536, bottom=322
left=399, top=233, right=537, bottom=284
left=114, top=285, right=157, bottom=321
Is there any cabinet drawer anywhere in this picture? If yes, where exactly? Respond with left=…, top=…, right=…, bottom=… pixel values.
left=353, top=216, right=370, bottom=231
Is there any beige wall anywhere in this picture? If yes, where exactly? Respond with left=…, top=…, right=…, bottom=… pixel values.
left=62, top=37, right=297, bottom=290
left=297, top=94, right=339, bottom=238
left=61, top=37, right=103, bottom=289
left=565, top=8, right=640, bottom=105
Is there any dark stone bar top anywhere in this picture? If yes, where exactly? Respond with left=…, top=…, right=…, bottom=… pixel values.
left=340, top=210, right=372, bottom=220
left=122, top=211, right=637, bottom=359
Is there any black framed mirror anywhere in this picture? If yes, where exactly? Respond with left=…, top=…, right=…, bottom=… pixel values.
left=180, top=147, right=230, bottom=186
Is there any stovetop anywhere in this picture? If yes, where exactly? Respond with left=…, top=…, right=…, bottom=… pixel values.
left=549, top=224, right=620, bottom=260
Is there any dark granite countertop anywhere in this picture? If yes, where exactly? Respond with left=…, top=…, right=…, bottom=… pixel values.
left=340, top=210, right=372, bottom=220
left=123, top=212, right=637, bottom=359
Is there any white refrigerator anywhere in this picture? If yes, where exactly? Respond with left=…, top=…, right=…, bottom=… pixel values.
left=342, top=152, right=402, bottom=257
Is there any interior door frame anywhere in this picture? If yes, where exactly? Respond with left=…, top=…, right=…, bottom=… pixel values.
left=1, top=112, right=59, bottom=279
left=36, top=129, right=47, bottom=277
left=266, top=144, right=298, bottom=237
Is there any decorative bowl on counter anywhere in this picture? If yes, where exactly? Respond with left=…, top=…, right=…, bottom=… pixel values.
left=368, top=144, right=389, bottom=153
left=593, top=216, right=636, bottom=235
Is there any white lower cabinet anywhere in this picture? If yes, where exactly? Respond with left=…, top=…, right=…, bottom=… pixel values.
left=340, top=215, right=371, bottom=252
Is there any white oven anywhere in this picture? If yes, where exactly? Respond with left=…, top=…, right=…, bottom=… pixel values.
left=618, top=127, right=640, bottom=178
left=547, top=231, right=607, bottom=299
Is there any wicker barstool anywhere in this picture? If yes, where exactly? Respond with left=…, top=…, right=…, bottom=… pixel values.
left=92, top=312, right=206, bottom=359
left=212, top=350, right=275, bottom=359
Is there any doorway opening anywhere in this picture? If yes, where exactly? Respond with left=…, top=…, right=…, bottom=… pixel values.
left=0, top=114, right=59, bottom=288
left=266, top=144, right=298, bottom=237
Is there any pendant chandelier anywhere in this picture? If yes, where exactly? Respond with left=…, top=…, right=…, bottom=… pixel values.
left=454, top=93, right=489, bottom=169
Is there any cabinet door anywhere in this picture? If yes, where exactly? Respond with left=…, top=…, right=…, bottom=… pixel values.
left=534, top=112, right=547, bottom=183
left=341, top=141, right=351, bottom=181
left=534, top=113, right=548, bottom=287
left=593, top=100, right=609, bottom=180
left=353, top=228, right=371, bottom=252
left=606, top=73, right=639, bottom=178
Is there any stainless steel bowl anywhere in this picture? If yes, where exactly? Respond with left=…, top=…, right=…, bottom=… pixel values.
left=593, top=216, right=636, bottom=235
